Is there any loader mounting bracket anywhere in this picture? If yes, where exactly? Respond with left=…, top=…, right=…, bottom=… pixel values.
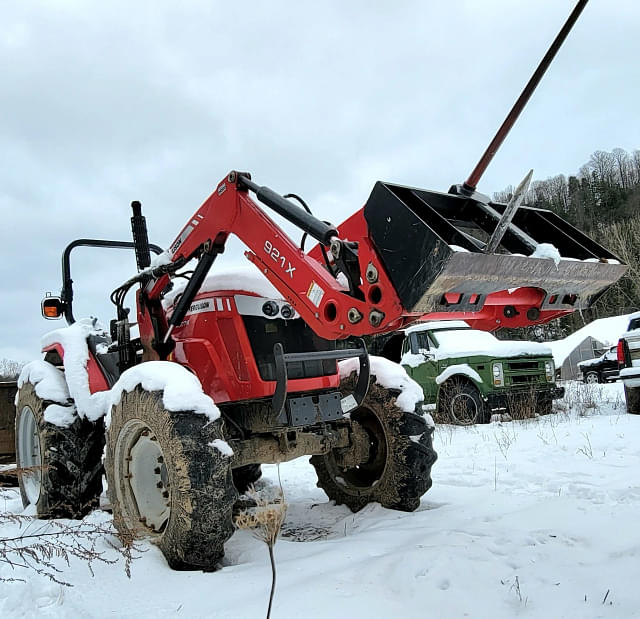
left=272, top=340, right=370, bottom=421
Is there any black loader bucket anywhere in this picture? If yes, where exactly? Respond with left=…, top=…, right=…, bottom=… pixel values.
left=364, top=181, right=627, bottom=314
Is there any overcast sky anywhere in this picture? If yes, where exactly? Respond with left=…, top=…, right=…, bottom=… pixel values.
left=1, top=0, right=639, bottom=362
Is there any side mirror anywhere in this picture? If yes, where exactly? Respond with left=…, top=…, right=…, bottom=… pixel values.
left=41, top=296, right=64, bottom=320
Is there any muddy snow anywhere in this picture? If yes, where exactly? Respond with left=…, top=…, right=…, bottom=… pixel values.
left=2, top=381, right=640, bottom=618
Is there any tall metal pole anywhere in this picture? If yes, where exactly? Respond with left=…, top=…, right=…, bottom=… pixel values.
left=462, top=0, right=589, bottom=193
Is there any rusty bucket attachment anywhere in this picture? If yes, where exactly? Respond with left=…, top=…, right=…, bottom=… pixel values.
left=364, top=181, right=627, bottom=315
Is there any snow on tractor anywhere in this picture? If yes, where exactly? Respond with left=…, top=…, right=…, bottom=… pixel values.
left=15, top=0, right=625, bottom=570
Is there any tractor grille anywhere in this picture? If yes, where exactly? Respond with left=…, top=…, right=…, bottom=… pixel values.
left=242, top=316, right=337, bottom=381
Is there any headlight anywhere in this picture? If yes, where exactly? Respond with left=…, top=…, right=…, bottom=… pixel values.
left=280, top=304, right=294, bottom=319
left=262, top=301, right=279, bottom=317
left=492, top=362, right=504, bottom=386
left=544, top=360, right=554, bottom=382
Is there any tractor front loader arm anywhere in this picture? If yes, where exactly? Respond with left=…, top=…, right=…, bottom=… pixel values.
left=139, top=168, right=625, bottom=354
left=142, top=171, right=410, bottom=343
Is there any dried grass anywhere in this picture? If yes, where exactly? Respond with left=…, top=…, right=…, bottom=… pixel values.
left=234, top=485, right=287, bottom=619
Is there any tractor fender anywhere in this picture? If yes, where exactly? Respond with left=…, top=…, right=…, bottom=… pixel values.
left=42, top=343, right=109, bottom=394
left=38, top=319, right=110, bottom=421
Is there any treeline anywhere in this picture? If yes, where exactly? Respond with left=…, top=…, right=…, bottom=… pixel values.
left=494, top=148, right=640, bottom=232
left=495, top=147, right=640, bottom=339
left=0, top=359, right=22, bottom=380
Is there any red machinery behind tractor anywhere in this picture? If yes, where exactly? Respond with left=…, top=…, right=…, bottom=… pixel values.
left=14, top=0, right=623, bottom=570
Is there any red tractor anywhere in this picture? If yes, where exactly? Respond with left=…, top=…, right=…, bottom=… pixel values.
left=14, top=0, right=623, bottom=570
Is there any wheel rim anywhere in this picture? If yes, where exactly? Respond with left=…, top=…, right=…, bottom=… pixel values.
left=114, top=420, right=171, bottom=534
left=18, top=406, right=42, bottom=504
left=449, top=393, right=478, bottom=425
left=340, top=406, right=388, bottom=489
left=586, top=372, right=599, bottom=384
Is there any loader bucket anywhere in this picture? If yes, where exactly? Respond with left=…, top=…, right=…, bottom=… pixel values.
left=364, top=181, right=626, bottom=314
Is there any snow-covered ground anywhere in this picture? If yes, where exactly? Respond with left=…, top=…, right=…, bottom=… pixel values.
left=2, top=382, right=640, bottom=618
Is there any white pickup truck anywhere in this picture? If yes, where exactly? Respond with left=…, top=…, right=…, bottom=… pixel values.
left=618, top=312, right=640, bottom=414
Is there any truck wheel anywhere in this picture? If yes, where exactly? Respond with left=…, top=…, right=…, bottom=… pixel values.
left=439, top=380, right=487, bottom=425
left=538, top=399, right=553, bottom=416
left=310, top=378, right=436, bottom=513
left=232, top=464, right=262, bottom=493
left=584, top=371, right=600, bottom=384
left=15, top=381, right=104, bottom=519
left=105, top=387, right=236, bottom=570
left=625, top=385, right=640, bottom=415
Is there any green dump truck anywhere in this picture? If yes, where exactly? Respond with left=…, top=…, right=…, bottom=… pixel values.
left=373, top=321, right=564, bottom=425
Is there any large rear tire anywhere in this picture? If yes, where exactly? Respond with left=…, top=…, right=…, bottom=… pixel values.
left=625, top=385, right=640, bottom=415
left=105, top=387, right=236, bottom=570
left=15, top=381, right=104, bottom=519
left=310, top=378, right=436, bottom=513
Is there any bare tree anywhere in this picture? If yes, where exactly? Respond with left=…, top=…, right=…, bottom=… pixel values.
left=612, top=148, right=631, bottom=189
left=588, top=150, right=616, bottom=187
left=0, top=359, right=23, bottom=381
left=493, top=185, right=514, bottom=203
left=631, top=150, right=640, bottom=186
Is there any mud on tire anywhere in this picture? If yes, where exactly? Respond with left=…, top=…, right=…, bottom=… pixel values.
left=15, top=382, right=104, bottom=519
left=105, top=387, right=236, bottom=570
left=310, top=375, right=437, bottom=513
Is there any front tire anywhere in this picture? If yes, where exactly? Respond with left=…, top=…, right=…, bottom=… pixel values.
left=105, top=387, right=236, bottom=570
left=310, top=378, right=436, bottom=513
left=15, top=381, right=104, bottom=519
left=537, top=399, right=553, bottom=416
left=439, top=380, right=488, bottom=425
left=232, top=464, right=262, bottom=493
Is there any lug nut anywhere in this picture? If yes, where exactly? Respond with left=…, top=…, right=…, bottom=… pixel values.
left=365, top=263, right=378, bottom=284
left=369, top=309, right=385, bottom=327
left=347, top=308, right=363, bottom=324
left=157, top=456, right=164, bottom=463
left=162, top=491, right=170, bottom=499
left=154, top=467, right=161, bottom=474
left=156, top=481, right=163, bottom=488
